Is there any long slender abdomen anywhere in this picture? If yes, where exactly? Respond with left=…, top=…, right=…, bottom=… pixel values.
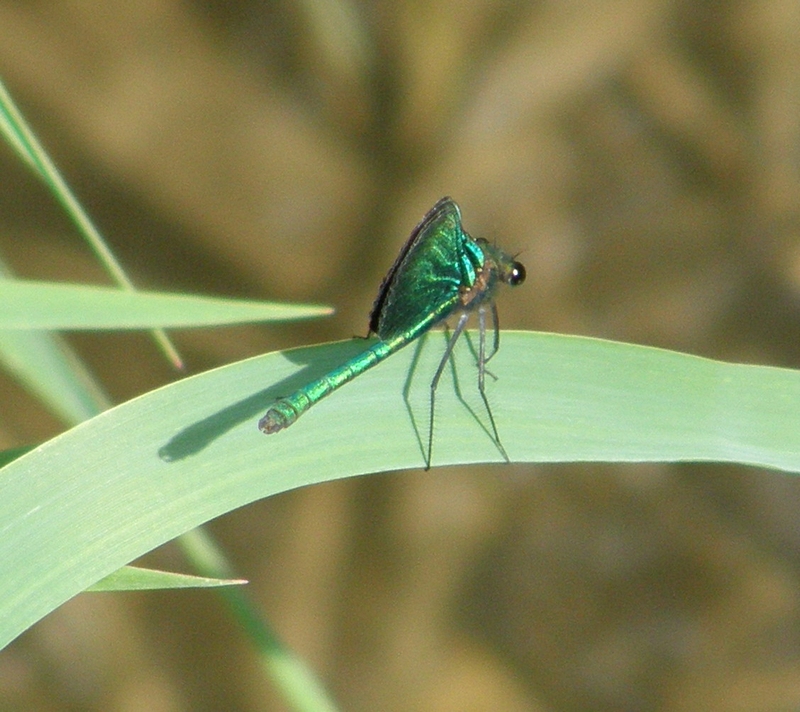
left=259, top=337, right=402, bottom=434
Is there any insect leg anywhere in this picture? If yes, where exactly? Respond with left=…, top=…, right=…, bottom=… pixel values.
left=484, top=302, right=501, bottom=364
left=427, top=311, right=470, bottom=469
left=478, top=305, right=509, bottom=463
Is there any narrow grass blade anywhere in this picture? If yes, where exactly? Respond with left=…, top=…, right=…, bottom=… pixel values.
left=180, top=528, right=340, bottom=712
left=0, top=329, right=110, bottom=421
left=0, top=278, right=332, bottom=329
left=86, top=565, right=247, bottom=592
left=0, top=75, right=180, bottom=365
left=0, top=259, right=109, bottom=421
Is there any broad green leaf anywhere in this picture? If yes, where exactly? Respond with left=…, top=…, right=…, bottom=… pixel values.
left=86, top=565, right=246, bottom=592
left=1, top=331, right=799, bottom=650
left=0, top=278, right=332, bottom=329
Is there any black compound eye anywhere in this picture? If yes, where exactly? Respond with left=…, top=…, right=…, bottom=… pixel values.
left=509, top=261, right=526, bottom=286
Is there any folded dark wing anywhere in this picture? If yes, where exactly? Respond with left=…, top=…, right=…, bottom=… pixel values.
left=370, top=198, right=467, bottom=341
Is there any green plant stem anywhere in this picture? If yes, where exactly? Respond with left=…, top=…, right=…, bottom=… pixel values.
left=179, top=528, right=341, bottom=712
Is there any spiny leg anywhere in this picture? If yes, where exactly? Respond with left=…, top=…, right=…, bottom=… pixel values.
left=478, top=305, right=509, bottom=463
left=427, top=311, right=470, bottom=470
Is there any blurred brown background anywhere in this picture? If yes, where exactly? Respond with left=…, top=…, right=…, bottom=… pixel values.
left=2, top=1, right=800, bottom=710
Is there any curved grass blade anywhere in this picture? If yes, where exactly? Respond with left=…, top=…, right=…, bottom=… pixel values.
left=0, top=259, right=110, bottom=421
left=1, top=331, right=800, bottom=650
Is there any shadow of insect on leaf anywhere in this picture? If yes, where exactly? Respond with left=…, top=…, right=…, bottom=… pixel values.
left=158, top=340, right=373, bottom=462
